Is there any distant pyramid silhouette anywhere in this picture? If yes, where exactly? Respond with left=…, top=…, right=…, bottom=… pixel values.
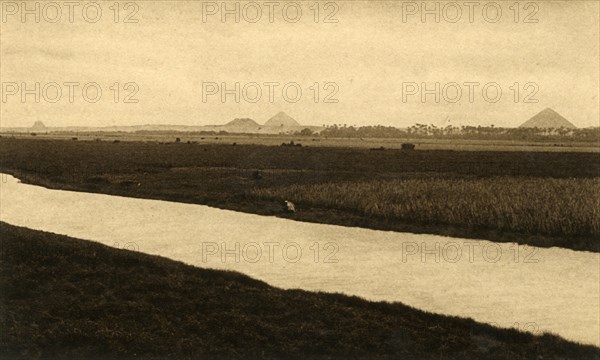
left=520, top=108, right=576, bottom=129
left=30, top=121, right=47, bottom=131
left=265, top=112, right=300, bottom=127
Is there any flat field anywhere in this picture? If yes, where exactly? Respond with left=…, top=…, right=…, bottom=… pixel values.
left=3, top=131, right=600, bottom=152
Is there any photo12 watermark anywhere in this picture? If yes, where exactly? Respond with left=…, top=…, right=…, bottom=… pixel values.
left=1, top=1, right=140, bottom=23
left=489, top=321, right=543, bottom=334
left=400, top=241, right=540, bottom=264
left=113, top=242, right=140, bottom=252
left=401, top=81, right=539, bottom=104
left=200, top=241, right=340, bottom=264
left=400, top=2, right=539, bottom=24
left=1, top=82, right=140, bottom=104
left=202, top=81, right=339, bottom=104
left=200, top=1, right=339, bottom=23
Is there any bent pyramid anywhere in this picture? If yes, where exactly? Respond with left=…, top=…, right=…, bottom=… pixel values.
left=520, top=108, right=576, bottom=129
left=264, top=112, right=300, bottom=127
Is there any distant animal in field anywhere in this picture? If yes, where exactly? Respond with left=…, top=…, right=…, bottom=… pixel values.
left=281, top=140, right=302, bottom=147
left=284, top=200, right=296, bottom=213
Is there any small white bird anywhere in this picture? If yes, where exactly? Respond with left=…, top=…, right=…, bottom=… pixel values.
left=284, top=200, right=296, bottom=213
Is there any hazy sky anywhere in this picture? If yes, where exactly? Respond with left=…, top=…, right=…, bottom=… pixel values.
left=1, top=1, right=598, bottom=128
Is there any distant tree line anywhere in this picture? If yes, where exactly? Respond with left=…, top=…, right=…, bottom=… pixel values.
left=303, top=124, right=599, bottom=142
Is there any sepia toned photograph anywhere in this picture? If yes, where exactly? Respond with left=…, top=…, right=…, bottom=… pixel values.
left=0, top=1, right=599, bottom=358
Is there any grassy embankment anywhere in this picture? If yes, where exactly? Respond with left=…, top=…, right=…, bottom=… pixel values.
left=1, top=222, right=599, bottom=359
left=1, top=137, right=599, bottom=251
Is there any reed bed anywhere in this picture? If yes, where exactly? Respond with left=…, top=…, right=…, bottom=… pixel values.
left=249, top=177, right=600, bottom=238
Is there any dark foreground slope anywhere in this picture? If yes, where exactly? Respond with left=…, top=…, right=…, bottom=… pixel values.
left=1, top=223, right=598, bottom=359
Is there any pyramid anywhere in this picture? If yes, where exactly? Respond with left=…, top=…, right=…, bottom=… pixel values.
left=30, top=121, right=47, bottom=131
left=519, top=108, right=576, bottom=129
left=264, top=112, right=300, bottom=127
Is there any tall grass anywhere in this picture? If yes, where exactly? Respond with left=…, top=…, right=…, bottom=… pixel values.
left=249, top=178, right=600, bottom=238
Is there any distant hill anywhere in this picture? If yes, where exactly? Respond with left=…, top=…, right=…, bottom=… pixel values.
left=520, top=108, right=576, bottom=129
left=222, top=118, right=261, bottom=132
left=265, top=112, right=300, bottom=127
left=225, top=118, right=260, bottom=127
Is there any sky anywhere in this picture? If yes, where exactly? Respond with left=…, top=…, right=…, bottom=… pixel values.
left=0, top=0, right=598, bottom=128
